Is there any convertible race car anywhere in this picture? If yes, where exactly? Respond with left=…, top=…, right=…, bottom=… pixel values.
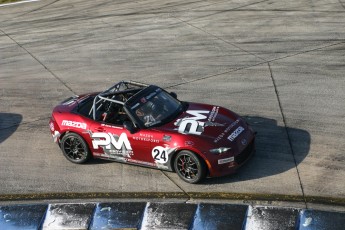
left=49, top=81, right=255, bottom=183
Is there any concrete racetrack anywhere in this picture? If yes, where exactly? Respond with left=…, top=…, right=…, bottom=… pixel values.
left=0, top=0, right=344, bottom=211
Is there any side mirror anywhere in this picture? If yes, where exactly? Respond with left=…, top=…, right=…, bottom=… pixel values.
left=124, top=121, right=136, bottom=134
left=170, top=92, right=177, bottom=99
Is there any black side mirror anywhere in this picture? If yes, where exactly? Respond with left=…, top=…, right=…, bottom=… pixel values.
left=170, top=92, right=177, bottom=99
left=124, top=121, right=136, bottom=134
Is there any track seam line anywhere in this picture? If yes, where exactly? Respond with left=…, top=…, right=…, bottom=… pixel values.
left=161, top=171, right=191, bottom=200
left=165, top=41, right=345, bottom=89
left=338, top=0, right=345, bottom=10
left=19, top=0, right=61, bottom=16
left=181, top=0, right=270, bottom=24
left=267, top=62, right=308, bottom=209
left=165, top=60, right=268, bottom=89
left=267, top=41, right=345, bottom=63
left=172, top=15, right=268, bottom=62
left=0, top=28, right=76, bottom=95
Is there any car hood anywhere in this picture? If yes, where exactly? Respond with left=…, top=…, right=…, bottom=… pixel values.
left=158, top=102, right=243, bottom=141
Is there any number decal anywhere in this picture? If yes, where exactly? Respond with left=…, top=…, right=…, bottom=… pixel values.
left=161, top=150, right=166, bottom=161
left=153, top=149, right=160, bottom=160
left=152, top=146, right=169, bottom=163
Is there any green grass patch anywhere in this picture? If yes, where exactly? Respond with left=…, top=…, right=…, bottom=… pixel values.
left=0, top=0, right=21, bottom=4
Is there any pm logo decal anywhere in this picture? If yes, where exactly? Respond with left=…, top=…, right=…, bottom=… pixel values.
left=174, top=110, right=209, bottom=135
left=91, top=132, right=133, bottom=158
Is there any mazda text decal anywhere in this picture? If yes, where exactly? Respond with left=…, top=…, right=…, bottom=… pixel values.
left=228, top=126, right=244, bottom=141
left=61, top=120, right=87, bottom=129
left=91, top=132, right=133, bottom=158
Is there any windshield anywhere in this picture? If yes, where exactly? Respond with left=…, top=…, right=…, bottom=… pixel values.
left=129, top=87, right=182, bottom=128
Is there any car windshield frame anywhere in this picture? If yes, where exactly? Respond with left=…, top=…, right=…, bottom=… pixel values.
left=124, top=85, right=183, bottom=128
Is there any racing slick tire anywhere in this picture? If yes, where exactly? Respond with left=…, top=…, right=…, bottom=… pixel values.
left=60, top=132, right=91, bottom=164
left=174, top=150, right=207, bottom=184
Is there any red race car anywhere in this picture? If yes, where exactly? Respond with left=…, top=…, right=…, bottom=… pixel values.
left=49, top=81, right=255, bottom=183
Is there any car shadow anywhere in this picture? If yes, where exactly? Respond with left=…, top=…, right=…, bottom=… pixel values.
left=0, top=113, right=23, bottom=144
left=203, top=116, right=310, bottom=184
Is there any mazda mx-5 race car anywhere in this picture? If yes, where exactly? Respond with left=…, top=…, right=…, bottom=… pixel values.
left=49, top=81, right=255, bottom=183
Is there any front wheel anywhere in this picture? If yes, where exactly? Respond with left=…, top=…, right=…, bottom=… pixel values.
left=60, top=133, right=91, bottom=164
left=174, top=150, right=206, bottom=184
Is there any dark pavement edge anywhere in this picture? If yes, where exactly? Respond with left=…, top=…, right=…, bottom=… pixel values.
left=0, top=192, right=344, bottom=206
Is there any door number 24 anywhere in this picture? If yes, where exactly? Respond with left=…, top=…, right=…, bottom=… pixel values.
left=152, top=146, right=169, bottom=163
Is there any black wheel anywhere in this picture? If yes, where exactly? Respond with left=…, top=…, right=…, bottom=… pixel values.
left=174, top=150, right=206, bottom=184
left=60, top=133, right=91, bottom=164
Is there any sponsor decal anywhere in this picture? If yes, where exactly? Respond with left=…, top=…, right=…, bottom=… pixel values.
left=133, top=133, right=159, bottom=143
left=163, top=134, right=172, bottom=142
left=185, top=141, right=194, bottom=146
left=133, top=136, right=159, bottom=143
left=126, top=158, right=156, bottom=167
left=228, top=126, right=245, bottom=142
left=152, top=146, right=175, bottom=164
left=61, top=120, right=87, bottom=129
left=208, top=106, right=219, bottom=122
left=218, top=156, right=234, bottom=165
left=214, top=119, right=240, bottom=143
left=101, top=123, right=123, bottom=129
left=91, top=132, right=133, bottom=158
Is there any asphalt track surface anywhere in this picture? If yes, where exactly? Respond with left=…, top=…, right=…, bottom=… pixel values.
left=0, top=0, right=344, bottom=211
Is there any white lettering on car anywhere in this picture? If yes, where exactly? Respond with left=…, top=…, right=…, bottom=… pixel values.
left=174, top=110, right=210, bottom=135
left=227, top=126, right=245, bottom=141
left=218, top=157, right=234, bottom=164
left=92, top=132, right=132, bottom=150
left=126, top=158, right=155, bottom=167
left=214, top=119, right=240, bottom=143
left=61, top=120, right=87, bottom=129
left=208, top=106, right=219, bottom=122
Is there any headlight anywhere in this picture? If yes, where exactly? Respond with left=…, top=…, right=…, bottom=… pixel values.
left=209, top=147, right=231, bottom=154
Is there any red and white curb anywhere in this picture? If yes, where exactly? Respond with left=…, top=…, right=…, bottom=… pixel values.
left=0, top=202, right=344, bottom=229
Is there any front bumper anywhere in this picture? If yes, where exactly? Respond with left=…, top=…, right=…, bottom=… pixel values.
left=208, top=138, right=255, bottom=177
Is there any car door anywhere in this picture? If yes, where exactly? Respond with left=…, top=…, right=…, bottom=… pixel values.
left=89, top=121, right=154, bottom=166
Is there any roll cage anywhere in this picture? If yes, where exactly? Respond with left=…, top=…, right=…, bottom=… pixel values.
left=89, top=81, right=148, bottom=121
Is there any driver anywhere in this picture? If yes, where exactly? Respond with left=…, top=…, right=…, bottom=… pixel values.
left=136, top=104, right=156, bottom=126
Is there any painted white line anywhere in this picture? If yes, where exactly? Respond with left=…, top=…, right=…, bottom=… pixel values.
left=0, top=0, right=40, bottom=7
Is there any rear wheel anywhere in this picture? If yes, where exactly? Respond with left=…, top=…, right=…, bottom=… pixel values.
left=174, top=150, right=206, bottom=184
left=61, top=133, right=91, bottom=164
